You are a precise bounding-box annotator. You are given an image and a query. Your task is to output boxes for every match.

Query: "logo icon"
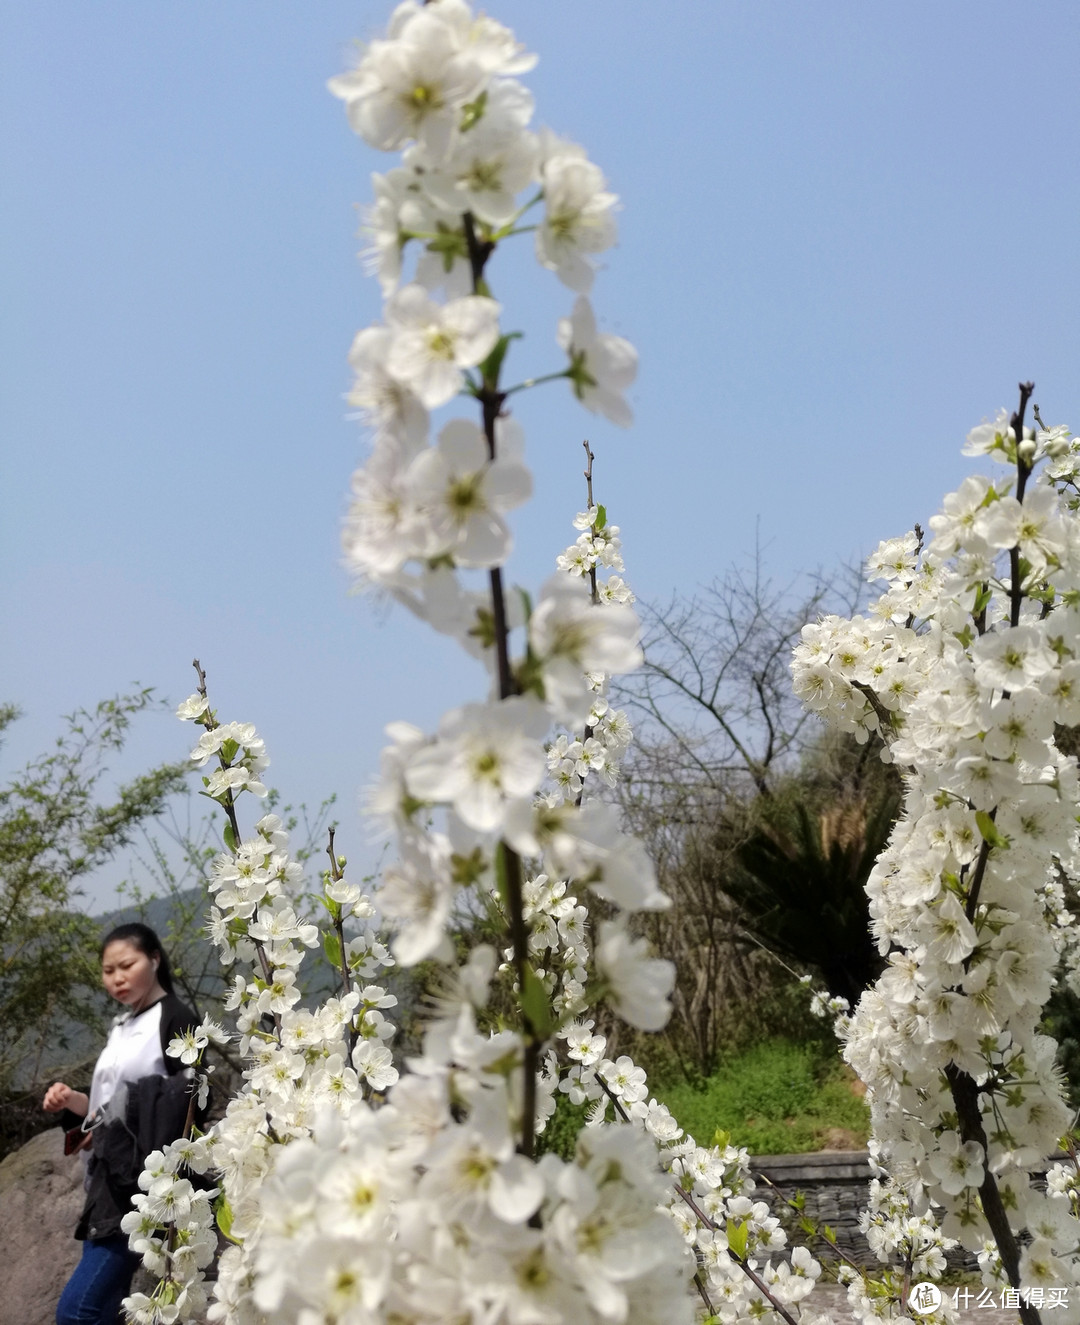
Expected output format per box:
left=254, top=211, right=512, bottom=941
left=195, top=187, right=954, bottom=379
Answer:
left=909, top=1282, right=942, bottom=1316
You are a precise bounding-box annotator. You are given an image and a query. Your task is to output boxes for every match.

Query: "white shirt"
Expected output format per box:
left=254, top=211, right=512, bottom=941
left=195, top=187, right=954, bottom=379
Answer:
left=86, top=999, right=168, bottom=1120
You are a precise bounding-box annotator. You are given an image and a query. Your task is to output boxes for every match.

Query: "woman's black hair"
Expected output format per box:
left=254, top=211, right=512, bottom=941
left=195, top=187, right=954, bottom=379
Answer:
left=100, top=922, right=175, bottom=994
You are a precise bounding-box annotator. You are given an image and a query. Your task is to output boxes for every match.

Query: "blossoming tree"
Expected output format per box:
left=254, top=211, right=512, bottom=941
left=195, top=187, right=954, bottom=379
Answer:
left=794, top=395, right=1080, bottom=1322
left=116, top=4, right=1078, bottom=1324
left=119, top=5, right=835, bottom=1324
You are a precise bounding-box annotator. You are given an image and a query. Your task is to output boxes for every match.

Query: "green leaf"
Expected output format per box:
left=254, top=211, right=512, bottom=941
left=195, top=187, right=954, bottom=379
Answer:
left=476, top=331, right=523, bottom=390
left=975, top=810, right=1009, bottom=851
left=223, top=822, right=236, bottom=852
left=324, top=931, right=343, bottom=971
left=593, top=503, right=607, bottom=530
left=520, top=963, right=553, bottom=1039
left=972, top=584, right=993, bottom=617
left=725, top=1218, right=749, bottom=1260
left=459, top=88, right=488, bottom=132
left=823, top=1223, right=837, bottom=1245
left=215, top=1195, right=243, bottom=1245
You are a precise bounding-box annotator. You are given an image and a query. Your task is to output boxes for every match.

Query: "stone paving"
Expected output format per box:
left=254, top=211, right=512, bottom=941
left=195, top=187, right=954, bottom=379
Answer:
left=809, top=1284, right=1022, bottom=1323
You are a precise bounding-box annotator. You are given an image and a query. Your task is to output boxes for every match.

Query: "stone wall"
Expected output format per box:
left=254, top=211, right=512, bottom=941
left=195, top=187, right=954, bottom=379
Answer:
left=752, top=1149, right=877, bottom=1266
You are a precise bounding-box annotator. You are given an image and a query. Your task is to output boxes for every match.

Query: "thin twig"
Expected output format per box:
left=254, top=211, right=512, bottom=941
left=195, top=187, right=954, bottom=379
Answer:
left=190, top=662, right=277, bottom=1015
left=325, top=829, right=354, bottom=991
left=753, top=1170, right=865, bottom=1276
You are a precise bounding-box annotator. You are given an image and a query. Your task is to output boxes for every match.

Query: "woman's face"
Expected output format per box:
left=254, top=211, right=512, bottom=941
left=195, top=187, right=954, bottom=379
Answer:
left=101, top=939, right=160, bottom=1009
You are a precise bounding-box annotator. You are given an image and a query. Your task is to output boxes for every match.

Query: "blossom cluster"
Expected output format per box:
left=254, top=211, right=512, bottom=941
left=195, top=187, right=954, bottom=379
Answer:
left=146, top=698, right=699, bottom=1323
left=120, top=697, right=401, bottom=1323
left=335, top=0, right=637, bottom=624
left=476, top=493, right=829, bottom=1322
left=125, top=4, right=830, bottom=1322
left=337, top=0, right=673, bottom=1035
left=120, top=1030, right=222, bottom=1325
left=555, top=1017, right=830, bottom=1324
left=793, top=405, right=1080, bottom=1318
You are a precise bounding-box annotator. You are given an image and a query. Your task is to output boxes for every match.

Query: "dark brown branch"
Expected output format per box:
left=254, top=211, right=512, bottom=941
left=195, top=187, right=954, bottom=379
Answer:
left=693, top=1271, right=716, bottom=1315
left=583, top=441, right=599, bottom=606
left=945, top=1064, right=1041, bottom=1325
left=463, top=207, right=540, bottom=1160
left=1009, top=381, right=1035, bottom=629
left=962, top=831, right=994, bottom=923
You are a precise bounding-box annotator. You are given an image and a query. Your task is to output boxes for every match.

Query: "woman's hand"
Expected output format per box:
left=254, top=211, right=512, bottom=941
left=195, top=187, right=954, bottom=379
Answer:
left=42, top=1082, right=89, bottom=1117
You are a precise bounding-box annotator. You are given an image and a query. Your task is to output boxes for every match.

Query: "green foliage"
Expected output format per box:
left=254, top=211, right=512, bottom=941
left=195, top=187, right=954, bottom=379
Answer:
left=1043, top=976, right=1080, bottom=1108
left=0, top=692, right=187, bottom=1091
left=654, top=1039, right=869, bottom=1155
left=536, top=1089, right=590, bottom=1162
left=728, top=789, right=897, bottom=1008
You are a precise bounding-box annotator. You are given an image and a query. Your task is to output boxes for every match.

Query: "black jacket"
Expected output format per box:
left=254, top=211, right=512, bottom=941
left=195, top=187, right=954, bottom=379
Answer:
left=61, top=993, right=200, bottom=1241
left=76, top=1071, right=200, bottom=1239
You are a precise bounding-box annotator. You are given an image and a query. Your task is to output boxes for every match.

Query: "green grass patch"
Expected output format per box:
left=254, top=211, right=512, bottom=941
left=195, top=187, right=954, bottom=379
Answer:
left=654, top=1039, right=869, bottom=1155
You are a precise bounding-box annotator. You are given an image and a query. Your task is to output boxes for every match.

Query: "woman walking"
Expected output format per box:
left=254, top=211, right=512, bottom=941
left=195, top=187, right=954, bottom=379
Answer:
left=43, top=923, right=198, bottom=1325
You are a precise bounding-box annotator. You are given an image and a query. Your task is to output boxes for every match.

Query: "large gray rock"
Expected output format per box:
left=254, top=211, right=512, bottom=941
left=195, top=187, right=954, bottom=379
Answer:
left=0, top=1128, right=84, bottom=1325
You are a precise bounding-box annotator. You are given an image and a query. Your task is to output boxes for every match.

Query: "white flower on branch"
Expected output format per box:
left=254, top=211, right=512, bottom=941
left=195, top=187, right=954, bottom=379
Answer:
left=529, top=573, right=642, bottom=724
left=346, top=323, right=429, bottom=446
left=248, top=903, right=319, bottom=950
left=175, top=691, right=209, bottom=721
left=405, top=695, right=548, bottom=833
left=415, top=0, right=538, bottom=77
left=359, top=164, right=436, bottom=296
left=506, top=796, right=669, bottom=912
left=407, top=416, right=531, bottom=567
left=328, top=7, right=487, bottom=159
left=342, top=445, right=428, bottom=582
left=379, top=834, right=456, bottom=964
left=418, top=1084, right=545, bottom=1224
left=927, top=1130, right=985, bottom=1197
left=536, top=135, right=618, bottom=293
left=424, top=80, right=538, bottom=225
left=557, top=296, right=637, bottom=427
left=384, top=284, right=501, bottom=409
left=352, top=1039, right=399, bottom=1092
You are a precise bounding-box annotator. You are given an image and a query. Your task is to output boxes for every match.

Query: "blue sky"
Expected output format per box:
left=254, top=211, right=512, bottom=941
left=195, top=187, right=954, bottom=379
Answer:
left=3, top=2, right=1079, bottom=908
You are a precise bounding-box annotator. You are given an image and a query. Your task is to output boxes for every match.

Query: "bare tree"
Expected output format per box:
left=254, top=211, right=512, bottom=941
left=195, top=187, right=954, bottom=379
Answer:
left=614, top=555, right=868, bottom=1075
left=619, top=553, right=861, bottom=805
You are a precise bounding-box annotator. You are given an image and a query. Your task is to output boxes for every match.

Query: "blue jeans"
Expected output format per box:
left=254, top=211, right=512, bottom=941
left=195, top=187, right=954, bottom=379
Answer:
left=57, top=1236, right=140, bottom=1325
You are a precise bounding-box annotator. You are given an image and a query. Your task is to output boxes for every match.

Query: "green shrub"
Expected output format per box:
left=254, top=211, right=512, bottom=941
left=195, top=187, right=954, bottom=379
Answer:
left=654, top=1038, right=868, bottom=1155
